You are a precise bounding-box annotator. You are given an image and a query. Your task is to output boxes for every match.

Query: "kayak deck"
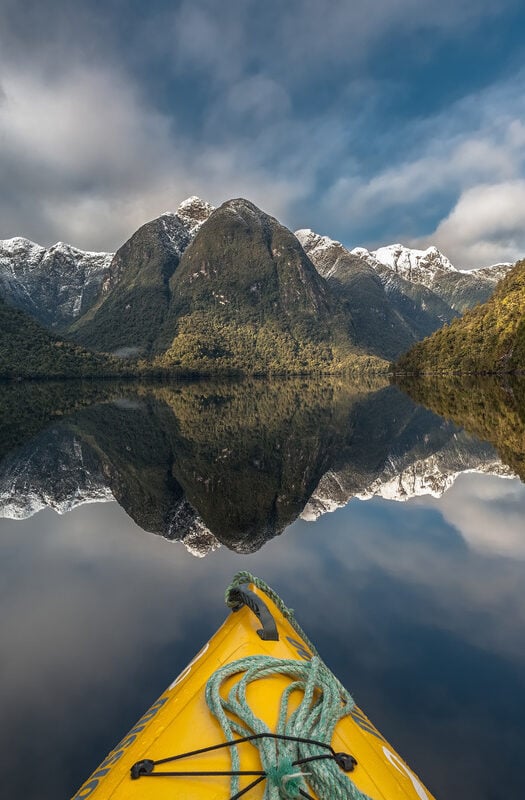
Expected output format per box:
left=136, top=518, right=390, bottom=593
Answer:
left=72, top=578, right=436, bottom=800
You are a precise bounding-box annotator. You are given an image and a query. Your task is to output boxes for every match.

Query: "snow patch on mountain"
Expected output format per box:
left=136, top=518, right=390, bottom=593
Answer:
left=0, top=429, right=114, bottom=520
left=176, top=196, right=215, bottom=235
left=301, top=451, right=513, bottom=522
left=352, top=244, right=457, bottom=289
left=295, top=228, right=347, bottom=279
left=0, top=236, right=113, bottom=327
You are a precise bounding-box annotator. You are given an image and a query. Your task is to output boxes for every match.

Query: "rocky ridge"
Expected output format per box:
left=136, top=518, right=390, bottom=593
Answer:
left=352, top=242, right=513, bottom=312
left=0, top=198, right=516, bottom=370
left=0, top=237, right=113, bottom=329
left=297, top=229, right=457, bottom=360
left=302, top=445, right=513, bottom=521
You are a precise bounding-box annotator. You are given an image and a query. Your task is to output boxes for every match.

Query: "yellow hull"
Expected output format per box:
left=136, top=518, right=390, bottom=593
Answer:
left=73, top=578, right=436, bottom=800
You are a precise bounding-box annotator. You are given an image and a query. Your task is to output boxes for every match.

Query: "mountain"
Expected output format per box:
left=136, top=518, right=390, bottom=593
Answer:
left=354, top=243, right=513, bottom=313
left=396, top=260, right=525, bottom=375
left=0, top=198, right=514, bottom=375
left=297, top=229, right=457, bottom=361
left=353, top=243, right=458, bottom=288
left=153, top=199, right=382, bottom=373
left=0, top=236, right=112, bottom=330
left=0, top=296, right=119, bottom=378
left=69, top=197, right=214, bottom=355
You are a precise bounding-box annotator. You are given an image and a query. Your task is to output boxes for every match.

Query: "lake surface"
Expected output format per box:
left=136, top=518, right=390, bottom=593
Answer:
left=0, top=377, right=524, bottom=800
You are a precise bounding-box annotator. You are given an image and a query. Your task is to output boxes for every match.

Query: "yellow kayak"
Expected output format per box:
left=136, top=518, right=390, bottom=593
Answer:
left=72, top=573, right=436, bottom=800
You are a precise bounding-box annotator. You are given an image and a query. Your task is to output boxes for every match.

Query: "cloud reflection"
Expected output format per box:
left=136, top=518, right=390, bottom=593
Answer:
left=1, top=443, right=524, bottom=799
left=416, top=473, right=525, bottom=559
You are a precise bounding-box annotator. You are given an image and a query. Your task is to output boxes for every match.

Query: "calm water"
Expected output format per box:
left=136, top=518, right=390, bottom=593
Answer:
left=0, top=378, right=524, bottom=800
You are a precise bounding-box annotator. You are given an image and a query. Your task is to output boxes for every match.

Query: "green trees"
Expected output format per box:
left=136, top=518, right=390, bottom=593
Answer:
left=396, top=260, right=525, bottom=375
left=398, top=375, right=525, bottom=480
left=0, top=298, right=119, bottom=379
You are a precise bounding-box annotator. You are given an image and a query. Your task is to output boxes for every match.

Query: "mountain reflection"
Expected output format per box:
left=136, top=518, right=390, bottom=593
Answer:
left=0, top=377, right=519, bottom=553
left=398, top=375, right=525, bottom=481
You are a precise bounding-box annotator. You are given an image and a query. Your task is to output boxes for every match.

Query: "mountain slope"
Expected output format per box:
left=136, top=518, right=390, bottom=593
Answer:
left=0, top=237, right=112, bottom=329
left=397, top=260, right=525, bottom=374
left=355, top=243, right=513, bottom=312
left=69, top=197, right=214, bottom=355
left=0, top=296, right=118, bottom=378
left=297, top=229, right=456, bottom=360
left=69, top=213, right=189, bottom=355
left=154, top=199, right=382, bottom=373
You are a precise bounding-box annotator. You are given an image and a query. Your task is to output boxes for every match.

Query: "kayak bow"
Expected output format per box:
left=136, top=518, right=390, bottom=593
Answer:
left=72, top=572, right=436, bottom=800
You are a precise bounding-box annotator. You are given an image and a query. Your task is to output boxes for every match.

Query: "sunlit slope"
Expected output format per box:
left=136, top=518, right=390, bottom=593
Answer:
left=397, top=260, right=525, bottom=374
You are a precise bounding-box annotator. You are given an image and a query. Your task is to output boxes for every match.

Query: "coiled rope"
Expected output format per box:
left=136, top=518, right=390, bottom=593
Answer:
left=131, top=572, right=372, bottom=800
left=205, top=572, right=372, bottom=799
left=206, top=653, right=371, bottom=799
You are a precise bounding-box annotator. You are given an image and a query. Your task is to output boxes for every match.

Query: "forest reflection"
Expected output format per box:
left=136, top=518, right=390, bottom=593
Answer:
left=1, top=375, right=520, bottom=554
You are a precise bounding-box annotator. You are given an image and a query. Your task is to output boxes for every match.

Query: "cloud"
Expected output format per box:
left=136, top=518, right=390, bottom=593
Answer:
left=416, top=181, right=525, bottom=267
left=321, top=70, right=525, bottom=264
left=0, top=62, right=309, bottom=250
left=418, top=473, right=525, bottom=558
left=167, top=0, right=515, bottom=85
left=0, top=0, right=523, bottom=255
left=225, top=76, right=291, bottom=123
left=338, top=137, right=517, bottom=220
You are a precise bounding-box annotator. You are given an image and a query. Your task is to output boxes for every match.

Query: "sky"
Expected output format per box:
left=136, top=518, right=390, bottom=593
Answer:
left=1, top=0, right=525, bottom=267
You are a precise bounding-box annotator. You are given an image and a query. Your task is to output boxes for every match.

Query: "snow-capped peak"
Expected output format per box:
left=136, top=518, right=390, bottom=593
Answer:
left=352, top=243, right=457, bottom=288
left=0, top=236, right=111, bottom=261
left=0, top=235, right=113, bottom=327
left=296, top=228, right=342, bottom=253
left=0, top=235, right=43, bottom=251
left=176, top=196, right=214, bottom=234
left=0, top=237, right=46, bottom=268
left=295, top=228, right=349, bottom=278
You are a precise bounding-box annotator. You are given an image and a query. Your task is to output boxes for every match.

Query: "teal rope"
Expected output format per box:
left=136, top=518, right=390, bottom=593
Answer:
left=204, top=573, right=372, bottom=800
left=225, top=572, right=349, bottom=699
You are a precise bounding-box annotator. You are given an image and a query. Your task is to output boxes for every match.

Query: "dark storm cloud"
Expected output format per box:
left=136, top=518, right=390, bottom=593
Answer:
left=0, top=0, right=524, bottom=265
